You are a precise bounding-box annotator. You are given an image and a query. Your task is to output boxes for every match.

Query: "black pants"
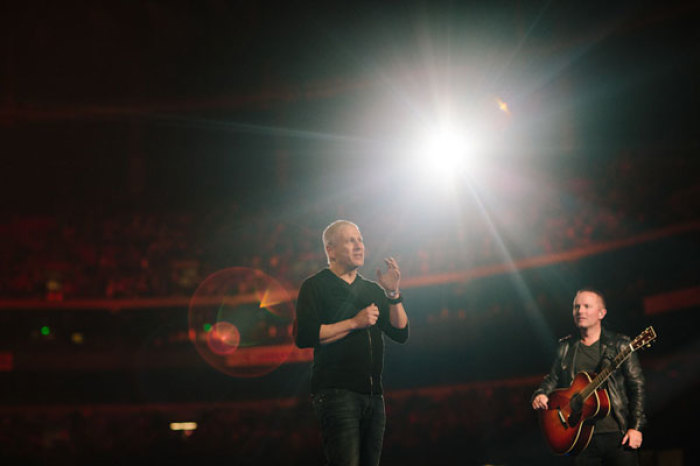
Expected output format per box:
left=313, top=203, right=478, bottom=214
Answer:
left=573, top=432, right=639, bottom=466
left=312, top=389, right=386, bottom=466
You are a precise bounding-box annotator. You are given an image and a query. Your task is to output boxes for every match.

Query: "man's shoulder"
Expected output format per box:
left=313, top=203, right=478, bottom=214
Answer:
left=602, top=328, right=631, bottom=345
left=301, top=268, right=332, bottom=284
left=298, top=268, right=332, bottom=294
left=558, top=334, right=575, bottom=343
left=555, top=335, right=577, bottom=353
left=355, top=273, right=383, bottom=292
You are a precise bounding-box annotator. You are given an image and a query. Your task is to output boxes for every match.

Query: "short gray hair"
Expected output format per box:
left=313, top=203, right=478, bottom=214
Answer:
left=322, top=220, right=359, bottom=265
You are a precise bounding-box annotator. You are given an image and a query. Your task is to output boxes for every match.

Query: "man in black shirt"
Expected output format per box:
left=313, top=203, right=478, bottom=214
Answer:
left=532, top=288, right=646, bottom=465
left=295, top=220, right=409, bottom=466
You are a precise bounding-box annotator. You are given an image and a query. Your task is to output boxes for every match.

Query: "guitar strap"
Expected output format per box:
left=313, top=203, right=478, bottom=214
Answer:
left=599, top=330, right=621, bottom=378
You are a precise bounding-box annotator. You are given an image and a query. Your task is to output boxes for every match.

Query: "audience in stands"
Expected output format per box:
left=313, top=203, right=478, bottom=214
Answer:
left=1, top=154, right=696, bottom=301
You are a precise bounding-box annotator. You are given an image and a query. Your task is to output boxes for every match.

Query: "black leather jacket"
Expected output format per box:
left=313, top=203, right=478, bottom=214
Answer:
left=532, top=328, right=646, bottom=432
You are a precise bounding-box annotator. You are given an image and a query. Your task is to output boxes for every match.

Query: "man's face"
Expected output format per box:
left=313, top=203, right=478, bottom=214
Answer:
left=328, top=224, right=365, bottom=270
left=572, top=291, right=606, bottom=330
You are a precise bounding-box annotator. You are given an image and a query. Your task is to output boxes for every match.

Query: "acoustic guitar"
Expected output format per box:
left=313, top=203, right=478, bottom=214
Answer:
left=538, top=326, right=657, bottom=456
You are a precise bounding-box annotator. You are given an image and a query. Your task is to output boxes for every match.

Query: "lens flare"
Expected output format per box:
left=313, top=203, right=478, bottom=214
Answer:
left=496, top=97, right=511, bottom=116
left=206, top=321, right=240, bottom=355
left=188, top=267, right=295, bottom=377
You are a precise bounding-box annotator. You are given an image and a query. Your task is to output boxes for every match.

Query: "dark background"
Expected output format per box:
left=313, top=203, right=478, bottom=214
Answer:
left=1, top=1, right=699, bottom=465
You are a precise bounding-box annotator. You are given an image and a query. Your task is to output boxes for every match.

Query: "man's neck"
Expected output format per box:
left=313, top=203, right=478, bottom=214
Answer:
left=579, top=326, right=602, bottom=346
left=329, top=264, right=358, bottom=284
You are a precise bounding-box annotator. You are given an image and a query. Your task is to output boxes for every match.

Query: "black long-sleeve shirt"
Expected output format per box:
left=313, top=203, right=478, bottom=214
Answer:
left=295, top=268, right=409, bottom=394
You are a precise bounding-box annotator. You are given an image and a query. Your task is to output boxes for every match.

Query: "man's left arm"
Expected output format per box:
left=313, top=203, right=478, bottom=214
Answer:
left=380, top=300, right=408, bottom=343
left=388, top=301, right=408, bottom=330
left=376, top=257, right=408, bottom=342
left=622, top=347, right=646, bottom=448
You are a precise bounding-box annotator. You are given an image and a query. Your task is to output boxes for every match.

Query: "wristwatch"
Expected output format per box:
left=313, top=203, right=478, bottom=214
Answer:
left=385, top=289, right=402, bottom=304
left=385, top=289, right=399, bottom=299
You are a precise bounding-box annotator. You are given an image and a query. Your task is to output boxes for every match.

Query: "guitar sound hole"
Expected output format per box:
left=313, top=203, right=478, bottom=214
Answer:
left=570, top=393, right=583, bottom=413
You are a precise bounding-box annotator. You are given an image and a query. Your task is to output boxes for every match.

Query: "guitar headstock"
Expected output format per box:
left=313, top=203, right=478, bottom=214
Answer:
left=631, top=326, right=657, bottom=351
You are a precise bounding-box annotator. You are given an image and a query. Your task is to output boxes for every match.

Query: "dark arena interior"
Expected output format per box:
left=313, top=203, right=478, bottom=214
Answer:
left=1, top=1, right=698, bottom=465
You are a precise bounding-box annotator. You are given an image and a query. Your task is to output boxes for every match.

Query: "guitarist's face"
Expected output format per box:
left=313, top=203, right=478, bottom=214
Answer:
left=572, top=291, right=606, bottom=330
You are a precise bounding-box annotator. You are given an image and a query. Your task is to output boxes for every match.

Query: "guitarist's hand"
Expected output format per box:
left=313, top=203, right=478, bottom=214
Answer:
left=532, top=394, right=549, bottom=410
left=622, top=429, right=642, bottom=449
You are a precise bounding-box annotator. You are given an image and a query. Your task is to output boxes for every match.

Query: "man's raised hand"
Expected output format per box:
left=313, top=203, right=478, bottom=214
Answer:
left=377, top=257, right=401, bottom=293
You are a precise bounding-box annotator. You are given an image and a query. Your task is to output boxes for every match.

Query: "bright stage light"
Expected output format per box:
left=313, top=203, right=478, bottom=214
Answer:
left=399, top=95, right=514, bottom=191
left=413, top=121, right=478, bottom=185
left=422, top=126, right=469, bottom=175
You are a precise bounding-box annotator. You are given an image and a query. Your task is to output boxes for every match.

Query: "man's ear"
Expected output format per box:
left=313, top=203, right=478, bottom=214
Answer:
left=599, top=308, right=607, bottom=319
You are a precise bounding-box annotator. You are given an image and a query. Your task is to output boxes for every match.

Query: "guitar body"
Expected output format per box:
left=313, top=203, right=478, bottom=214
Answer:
left=538, top=371, right=611, bottom=455
left=537, top=327, right=656, bottom=456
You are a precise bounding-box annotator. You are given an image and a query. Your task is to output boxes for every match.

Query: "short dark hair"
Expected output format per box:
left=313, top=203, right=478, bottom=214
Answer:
left=576, top=287, right=607, bottom=308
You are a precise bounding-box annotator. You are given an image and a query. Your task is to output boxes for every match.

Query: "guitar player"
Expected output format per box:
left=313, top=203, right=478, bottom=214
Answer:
left=531, top=288, right=646, bottom=465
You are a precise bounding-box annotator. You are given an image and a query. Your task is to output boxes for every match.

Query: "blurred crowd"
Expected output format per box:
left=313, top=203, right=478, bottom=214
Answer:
left=0, top=379, right=577, bottom=466
left=1, top=152, right=697, bottom=301
left=1, top=355, right=695, bottom=466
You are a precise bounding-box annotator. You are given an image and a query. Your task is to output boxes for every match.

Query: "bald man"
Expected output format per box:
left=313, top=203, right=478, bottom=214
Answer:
left=532, top=288, right=646, bottom=465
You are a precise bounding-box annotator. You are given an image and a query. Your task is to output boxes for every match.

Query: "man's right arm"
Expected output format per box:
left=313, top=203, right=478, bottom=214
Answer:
left=295, top=280, right=321, bottom=348
left=319, top=304, right=379, bottom=345
left=531, top=343, right=566, bottom=410
left=295, top=279, right=379, bottom=348
left=319, top=320, right=358, bottom=345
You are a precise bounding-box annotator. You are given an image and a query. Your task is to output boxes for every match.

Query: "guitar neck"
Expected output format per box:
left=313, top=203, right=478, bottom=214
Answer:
left=579, top=344, right=633, bottom=400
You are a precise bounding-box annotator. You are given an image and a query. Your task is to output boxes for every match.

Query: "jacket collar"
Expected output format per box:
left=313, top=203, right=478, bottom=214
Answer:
left=599, top=326, right=615, bottom=348
left=571, top=326, right=612, bottom=346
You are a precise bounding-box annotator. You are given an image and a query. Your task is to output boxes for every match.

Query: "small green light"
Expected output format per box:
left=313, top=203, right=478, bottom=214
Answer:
left=203, top=323, right=212, bottom=332
left=41, top=326, right=51, bottom=336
